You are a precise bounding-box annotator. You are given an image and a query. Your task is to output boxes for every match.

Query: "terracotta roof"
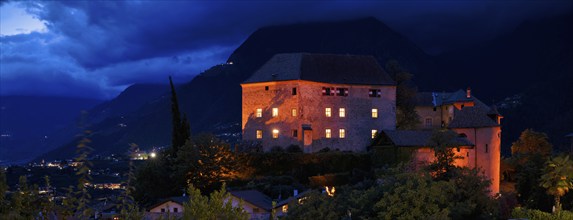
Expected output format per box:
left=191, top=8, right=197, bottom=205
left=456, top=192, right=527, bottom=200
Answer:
left=380, top=130, right=474, bottom=147
left=243, top=53, right=395, bottom=85
left=448, top=107, right=500, bottom=128
left=275, top=190, right=312, bottom=207
left=486, top=105, right=503, bottom=117
left=229, top=190, right=273, bottom=211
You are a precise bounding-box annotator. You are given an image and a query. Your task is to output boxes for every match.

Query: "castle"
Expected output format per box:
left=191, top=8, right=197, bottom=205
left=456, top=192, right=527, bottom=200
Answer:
left=241, top=53, right=501, bottom=194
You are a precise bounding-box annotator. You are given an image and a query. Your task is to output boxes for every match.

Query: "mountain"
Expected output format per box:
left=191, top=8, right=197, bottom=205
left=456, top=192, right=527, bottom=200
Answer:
left=0, top=96, right=102, bottom=165
left=436, top=12, right=573, bottom=155
left=38, top=17, right=438, bottom=160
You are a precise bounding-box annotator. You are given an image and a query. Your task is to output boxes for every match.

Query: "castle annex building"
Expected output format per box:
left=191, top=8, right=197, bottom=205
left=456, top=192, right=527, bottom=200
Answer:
left=241, top=53, right=396, bottom=152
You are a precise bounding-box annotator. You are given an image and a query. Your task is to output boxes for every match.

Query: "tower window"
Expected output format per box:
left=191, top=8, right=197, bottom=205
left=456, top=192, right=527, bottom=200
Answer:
left=339, top=108, right=346, bottom=118
left=292, top=129, right=298, bottom=138
left=371, top=130, right=378, bottom=139
left=372, top=109, right=378, bottom=118
left=256, top=130, right=262, bottom=139
left=265, top=86, right=269, bottom=91
left=272, top=108, right=278, bottom=117
left=485, top=144, right=489, bottom=153
left=256, top=109, right=262, bottom=118
left=325, top=108, right=332, bottom=117
left=322, top=87, right=334, bottom=96
left=291, top=108, right=297, bottom=117
left=272, top=129, right=279, bottom=139
left=325, top=129, right=332, bottom=138
left=337, top=88, right=348, bottom=96
left=339, top=129, right=346, bottom=138
left=292, top=88, right=297, bottom=95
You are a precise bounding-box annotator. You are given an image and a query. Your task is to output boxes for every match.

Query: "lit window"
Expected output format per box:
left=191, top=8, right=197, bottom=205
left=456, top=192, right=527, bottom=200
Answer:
left=256, top=109, right=262, bottom=117
left=339, top=129, right=345, bottom=138
left=325, top=129, right=331, bottom=138
left=371, top=129, right=378, bottom=139
left=372, top=109, right=378, bottom=118
left=291, top=108, right=297, bottom=117
left=325, top=108, right=332, bottom=117
left=292, top=129, right=298, bottom=137
left=339, top=108, right=345, bottom=117
left=272, top=129, right=279, bottom=139
left=256, top=130, right=262, bottom=139
left=282, top=205, right=288, bottom=213
left=272, top=108, right=278, bottom=117
left=425, top=118, right=432, bottom=128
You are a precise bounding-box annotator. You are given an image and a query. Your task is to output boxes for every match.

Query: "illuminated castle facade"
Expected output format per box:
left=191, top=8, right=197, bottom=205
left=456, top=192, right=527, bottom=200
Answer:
left=241, top=53, right=396, bottom=152
left=241, top=53, right=501, bottom=194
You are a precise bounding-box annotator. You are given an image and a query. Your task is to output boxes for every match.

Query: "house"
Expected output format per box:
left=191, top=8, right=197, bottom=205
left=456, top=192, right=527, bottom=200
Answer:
left=229, top=190, right=273, bottom=220
left=146, top=196, right=187, bottom=219
left=273, top=189, right=312, bottom=217
left=241, top=53, right=396, bottom=152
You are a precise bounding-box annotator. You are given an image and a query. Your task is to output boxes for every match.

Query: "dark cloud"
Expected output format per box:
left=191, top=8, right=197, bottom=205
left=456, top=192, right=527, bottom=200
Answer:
left=1, top=0, right=571, bottom=99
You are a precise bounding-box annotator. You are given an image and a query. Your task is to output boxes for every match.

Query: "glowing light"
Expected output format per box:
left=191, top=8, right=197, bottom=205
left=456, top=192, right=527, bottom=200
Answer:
left=150, top=152, right=156, bottom=158
left=272, top=129, right=279, bottom=138
left=325, top=186, right=335, bottom=197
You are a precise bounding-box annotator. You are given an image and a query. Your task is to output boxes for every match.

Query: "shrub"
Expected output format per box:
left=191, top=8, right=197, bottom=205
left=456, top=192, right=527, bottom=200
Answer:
left=286, top=145, right=303, bottom=153
left=270, top=146, right=284, bottom=153
left=511, top=207, right=573, bottom=220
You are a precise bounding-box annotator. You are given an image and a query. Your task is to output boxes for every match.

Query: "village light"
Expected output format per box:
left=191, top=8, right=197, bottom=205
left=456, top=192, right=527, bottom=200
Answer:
left=150, top=152, right=156, bottom=158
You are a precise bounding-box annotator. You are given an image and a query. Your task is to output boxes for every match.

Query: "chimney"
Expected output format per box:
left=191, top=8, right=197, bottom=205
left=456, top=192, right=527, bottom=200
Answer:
left=293, top=189, right=298, bottom=196
left=466, top=87, right=471, bottom=98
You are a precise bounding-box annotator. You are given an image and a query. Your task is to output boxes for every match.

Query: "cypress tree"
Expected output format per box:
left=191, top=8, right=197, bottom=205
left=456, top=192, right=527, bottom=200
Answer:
left=169, top=76, right=191, bottom=158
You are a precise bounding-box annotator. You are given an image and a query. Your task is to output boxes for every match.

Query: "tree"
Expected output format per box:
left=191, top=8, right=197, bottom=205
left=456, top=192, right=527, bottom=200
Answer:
left=540, top=155, right=573, bottom=213
left=0, top=169, right=8, bottom=215
left=511, top=129, right=553, bottom=157
left=427, top=129, right=463, bottom=180
left=176, top=134, right=239, bottom=192
left=385, top=60, right=419, bottom=129
left=117, top=144, right=145, bottom=219
left=184, top=183, right=249, bottom=220
left=169, top=76, right=191, bottom=158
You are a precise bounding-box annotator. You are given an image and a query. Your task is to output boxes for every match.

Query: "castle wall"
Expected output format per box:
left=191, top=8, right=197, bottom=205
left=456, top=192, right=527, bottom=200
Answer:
left=242, top=80, right=396, bottom=152
left=452, top=126, right=501, bottom=195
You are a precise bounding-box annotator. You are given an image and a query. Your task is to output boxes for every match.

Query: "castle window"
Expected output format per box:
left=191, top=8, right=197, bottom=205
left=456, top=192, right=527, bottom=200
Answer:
left=369, top=89, right=381, bottom=97
left=371, top=130, right=378, bottom=139
left=325, top=129, right=332, bottom=138
left=272, top=108, right=278, bottom=117
left=322, top=87, right=334, bottom=96
left=339, top=108, right=346, bottom=118
left=337, top=88, right=348, bottom=96
left=339, top=129, right=346, bottom=138
left=292, top=88, right=297, bottom=95
left=325, top=108, right=332, bottom=117
left=265, top=86, right=269, bottom=91
left=256, top=109, right=262, bottom=118
left=425, top=118, right=433, bottom=128
left=256, top=130, right=262, bottom=139
left=291, top=108, right=297, bottom=117
left=372, top=109, right=378, bottom=118
left=292, top=129, right=298, bottom=138
left=433, top=107, right=437, bottom=111
left=485, top=144, right=488, bottom=153
left=272, top=129, right=279, bottom=139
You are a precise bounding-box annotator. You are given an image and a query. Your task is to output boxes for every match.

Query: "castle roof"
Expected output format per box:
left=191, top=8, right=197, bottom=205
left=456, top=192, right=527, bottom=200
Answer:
left=243, top=53, right=395, bottom=85
left=380, top=130, right=474, bottom=147
left=448, top=106, right=500, bottom=128
left=416, top=90, right=478, bottom=107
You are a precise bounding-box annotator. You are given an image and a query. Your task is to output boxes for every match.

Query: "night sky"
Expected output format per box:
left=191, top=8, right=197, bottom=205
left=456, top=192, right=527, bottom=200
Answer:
left=1, top=1, right=572, bottom=100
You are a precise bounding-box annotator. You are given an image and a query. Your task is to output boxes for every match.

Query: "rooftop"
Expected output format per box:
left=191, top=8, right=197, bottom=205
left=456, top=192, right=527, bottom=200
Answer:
left=379, top=130, right=474, bottom=147
left=243, top=53, right=395, bottom=85
left=229, top=190, right=273, bottom=211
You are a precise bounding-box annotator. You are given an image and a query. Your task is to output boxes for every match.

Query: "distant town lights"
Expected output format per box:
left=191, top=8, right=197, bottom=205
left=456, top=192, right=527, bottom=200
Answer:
left=150, top=152, right=157, bottom=158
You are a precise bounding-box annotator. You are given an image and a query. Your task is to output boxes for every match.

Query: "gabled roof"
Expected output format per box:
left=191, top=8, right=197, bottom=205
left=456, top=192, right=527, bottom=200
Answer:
left=380, top=130, right=474, bottom=147
left=448, top=107, right=500, bottom=128
left=229, top=190, right=273, bottom=211
left=148, top=196, right=188, bottom=210
left=243, top=53, right=395, bottom=85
